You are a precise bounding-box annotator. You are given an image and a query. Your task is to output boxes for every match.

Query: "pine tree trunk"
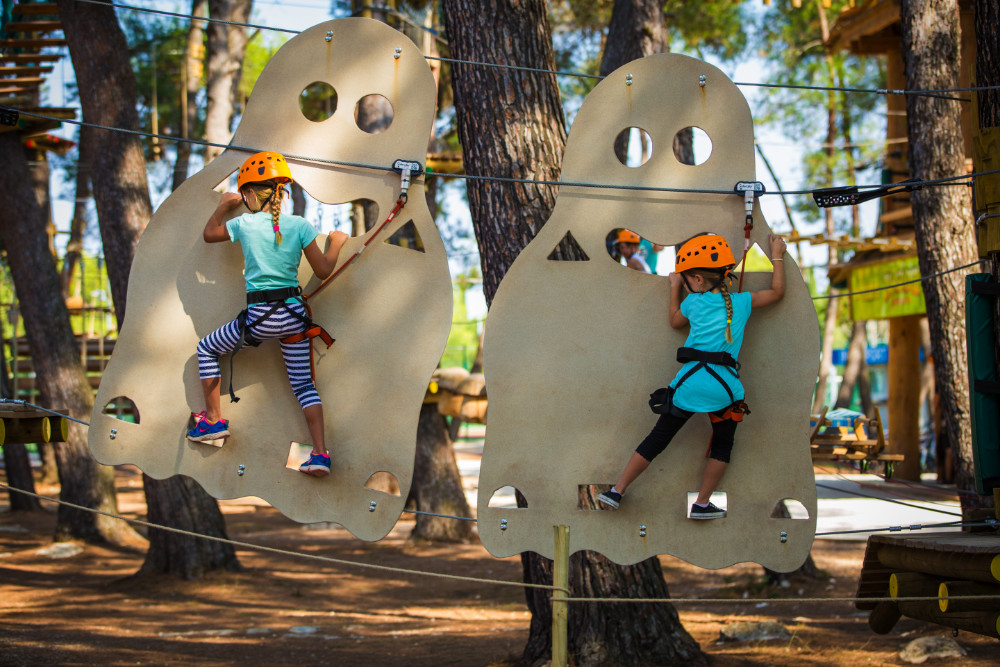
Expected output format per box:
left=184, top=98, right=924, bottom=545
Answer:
left=203, top=0, right=252, bottom=164
left=408, top=404, right=475, bottom=543
left=139, top=474, right=242, bottom=579
left=834, top=321, right=872, bottom=414
left=899, top=0, right=978, bottom=502
left=58, top=0, right=239, bottom=572
left=172, top=0, right=207, bottom=191
left=0, top=133, right=133, bottom=545
left=442, top=2, right=704, bottom=663
left=59, top=126, right=91, bottom=297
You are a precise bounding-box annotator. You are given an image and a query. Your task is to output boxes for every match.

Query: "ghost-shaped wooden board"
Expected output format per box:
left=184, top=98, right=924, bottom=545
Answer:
left=477, top=54, right=819, bottom=571
left=88, top=18, right=452, bottom=541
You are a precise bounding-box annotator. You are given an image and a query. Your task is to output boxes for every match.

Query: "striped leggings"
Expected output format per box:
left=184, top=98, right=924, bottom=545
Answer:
left=196, top=301, right=321, bottom=408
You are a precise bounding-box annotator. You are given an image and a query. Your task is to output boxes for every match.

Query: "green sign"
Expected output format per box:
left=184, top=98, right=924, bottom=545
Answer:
left=850, top=255, right=926, bottom=320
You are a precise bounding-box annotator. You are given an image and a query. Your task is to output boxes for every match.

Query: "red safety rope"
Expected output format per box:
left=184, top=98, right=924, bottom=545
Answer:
left=303, top=194, right=407, bottom=301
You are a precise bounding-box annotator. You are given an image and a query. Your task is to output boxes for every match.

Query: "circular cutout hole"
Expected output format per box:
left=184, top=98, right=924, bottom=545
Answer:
left=354, top=94, right=394, bottom=134
left=299, top=82, right=338, bottom=122
left=673, top=126, right=712, bottom=166
left=613, top=127, right=652, bottom=168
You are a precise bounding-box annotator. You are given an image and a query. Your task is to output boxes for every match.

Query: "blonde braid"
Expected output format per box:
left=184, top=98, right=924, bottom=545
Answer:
left=271, top=186, right=283, bottom=245
left=719, top=278, right=734, bottom=344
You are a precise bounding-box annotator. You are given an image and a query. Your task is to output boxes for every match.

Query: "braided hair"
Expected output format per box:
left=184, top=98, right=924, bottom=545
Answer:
left=241, top=181, right=286, bottom=244
left=684, top=267, right=735, bottom=344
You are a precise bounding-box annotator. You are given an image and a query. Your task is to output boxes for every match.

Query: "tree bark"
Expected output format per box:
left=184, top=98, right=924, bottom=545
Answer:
left=442, top=1, right=705, bottom=663
left=203, top=0, right=251, bottom=164
left=139, top=474, right=242, bottom=578
left=58, top=0, right=239, bottom=573
left=0, top=133, right=131, bottom=544
left=59, top=126, right=92, bottom=298
left=899, top=0, right=978, bottom=501
left=835, top=320, right=873, bottom=415
left=407, top=404, right=475, bottom=543
left=172, top=0, right=207, bottom=191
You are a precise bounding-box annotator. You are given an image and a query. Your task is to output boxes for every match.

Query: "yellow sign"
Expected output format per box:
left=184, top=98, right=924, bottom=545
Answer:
left=850, top=255, right=926, bottom=320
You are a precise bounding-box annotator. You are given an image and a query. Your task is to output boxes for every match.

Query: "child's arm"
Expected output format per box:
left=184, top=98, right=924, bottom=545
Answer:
left=668, top=272, right=689, bottom=329
left=303, top=231, right=350, bottom=279
left=203, top=192, right=243, bottom=243
left=750, top=233, right=787, bottom=309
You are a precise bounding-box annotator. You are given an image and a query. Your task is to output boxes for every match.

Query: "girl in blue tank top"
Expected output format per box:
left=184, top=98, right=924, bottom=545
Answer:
left=599, top=232, right=787, bottom=519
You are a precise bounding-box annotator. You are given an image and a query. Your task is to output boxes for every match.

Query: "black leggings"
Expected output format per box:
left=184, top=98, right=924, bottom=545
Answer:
left=635, top=410, right=738, bottom=463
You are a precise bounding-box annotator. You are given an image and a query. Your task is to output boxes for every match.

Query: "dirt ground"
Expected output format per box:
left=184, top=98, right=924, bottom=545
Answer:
left=1, top=466, right=997, bottom=667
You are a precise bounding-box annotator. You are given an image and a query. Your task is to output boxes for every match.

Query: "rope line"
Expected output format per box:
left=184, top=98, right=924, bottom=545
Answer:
left=0, top=482, right=563, bottom=593
left=811, top=260, right=985, bottom=301
left=67, top=0, right=1000, bottom=99
left=4, top=105, right=998, bottom=200
left=562, top=593, right=1000, bottom=605
left=3, top=482, right=999, bottom=607
left=0, top=401, right=990, bottom=535
left=815, top=482, right=963, bottom=518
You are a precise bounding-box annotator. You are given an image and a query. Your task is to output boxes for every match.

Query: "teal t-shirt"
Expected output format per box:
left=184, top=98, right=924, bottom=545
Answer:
left=669, top=290, right=752, bottom=412
left=226, top=212, right=319, bottom=292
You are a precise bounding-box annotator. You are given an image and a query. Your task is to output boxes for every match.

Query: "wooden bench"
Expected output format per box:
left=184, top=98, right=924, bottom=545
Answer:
left=810, top=406, right=904, bottom=477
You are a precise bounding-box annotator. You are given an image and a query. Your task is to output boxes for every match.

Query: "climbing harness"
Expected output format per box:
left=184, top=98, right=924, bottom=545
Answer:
left=226, top=158, right=422, bottom=402
left=648, top=347, right=750, bottom=422
left=227, top=286, right=335, bottom=403
left=733, top=181, right=765, bottom=292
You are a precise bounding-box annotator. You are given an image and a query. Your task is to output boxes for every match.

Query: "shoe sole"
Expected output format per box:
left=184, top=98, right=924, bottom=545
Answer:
left=597, top=494, right=620, bottom=509
left=300, top=467, right=330, bottom=477
left=187, top=432, right=230, bottom=445
left=690, top=512, right=726, bottom=520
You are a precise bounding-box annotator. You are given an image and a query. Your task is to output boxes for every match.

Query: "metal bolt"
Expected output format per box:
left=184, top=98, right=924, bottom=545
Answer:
left=368, top=500, right=377, bottom=512
left=625, top=73, right=633, bottom=86
left=698, top=74, right=707, bottom=87
left=109, top=428, right=117, bottom=440
left=639, top=524, right=646, bottom=537
left=780, top=531, right=788, bottom=543
left=500, top=518, right=508, bottom=531
left=237, top=464, right=245, bottom=477
left=393, top=47, right=402, bottom=60
left=325, top=31, right=333, bottom=42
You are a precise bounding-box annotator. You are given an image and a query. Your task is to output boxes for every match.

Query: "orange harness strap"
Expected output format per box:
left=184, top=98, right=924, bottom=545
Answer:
left=709, top=400, right=751, bottom=424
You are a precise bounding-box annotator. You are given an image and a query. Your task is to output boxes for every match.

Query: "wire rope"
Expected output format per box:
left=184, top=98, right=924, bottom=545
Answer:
left=69, top=0, right=1000, bottom=99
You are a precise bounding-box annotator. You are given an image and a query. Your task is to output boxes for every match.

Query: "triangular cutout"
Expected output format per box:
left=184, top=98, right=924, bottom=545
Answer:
left=733, top=242, right=773, bottom=272
left=384, top=219, right=425, bottom=252
left=547, top=230, right=589, bottom=261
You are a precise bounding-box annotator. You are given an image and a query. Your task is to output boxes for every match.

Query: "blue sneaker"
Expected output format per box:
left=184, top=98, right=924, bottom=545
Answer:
left=187, top=412, right=230, bottom=444
left=299, top=451, right=331, bottom=476
left=598, top=490, right=621, bottom=509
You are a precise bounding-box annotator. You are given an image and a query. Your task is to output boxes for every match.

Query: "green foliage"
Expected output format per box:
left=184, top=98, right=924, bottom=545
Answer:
left=752, top=1, right=886, bottom=239
left=121, top=14, right=193, bottom=163
left=242, top=32, right=288, bottom=99
left=441, top=279, right=483, bottom=370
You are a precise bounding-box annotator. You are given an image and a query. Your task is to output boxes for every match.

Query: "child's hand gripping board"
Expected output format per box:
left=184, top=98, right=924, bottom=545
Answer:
left=478, top=54, right=819, bottom=571
left=88, top=18, right=452, bottom=541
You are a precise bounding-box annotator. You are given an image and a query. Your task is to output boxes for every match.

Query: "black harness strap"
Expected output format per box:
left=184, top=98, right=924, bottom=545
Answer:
left=227, top=290, right=331, bottom=403
left=672, top=347, right=741, bottom=409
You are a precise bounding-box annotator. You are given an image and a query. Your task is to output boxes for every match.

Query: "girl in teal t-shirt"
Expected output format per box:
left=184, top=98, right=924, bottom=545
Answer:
left=187, top=152, right=348, bottom=477
left=599, top=232, right=787, bottom=518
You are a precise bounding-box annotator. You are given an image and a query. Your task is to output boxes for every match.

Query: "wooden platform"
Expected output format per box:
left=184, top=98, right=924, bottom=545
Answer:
left=810, top=406, right=904, bottom=475
left=856, top=531, right=1000, bottom=639
left=0, top=402, right=69, bottom=445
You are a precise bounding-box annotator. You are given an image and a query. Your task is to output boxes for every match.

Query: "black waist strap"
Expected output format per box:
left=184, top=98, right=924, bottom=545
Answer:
left=677, top=347, right=739, bottom=370
left=247, top=286, right=302, bottom=305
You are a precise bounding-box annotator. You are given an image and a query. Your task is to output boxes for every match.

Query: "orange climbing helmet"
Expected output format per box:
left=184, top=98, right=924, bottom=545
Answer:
left=675, top=233, right=736, bottom=273
left=237, top=151, right=293, bottom=189
left=616, top=229, right=641, bottom=245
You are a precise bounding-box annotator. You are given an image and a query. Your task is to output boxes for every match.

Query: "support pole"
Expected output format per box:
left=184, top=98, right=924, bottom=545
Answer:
left=552, top=524, right=569, bottom=667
